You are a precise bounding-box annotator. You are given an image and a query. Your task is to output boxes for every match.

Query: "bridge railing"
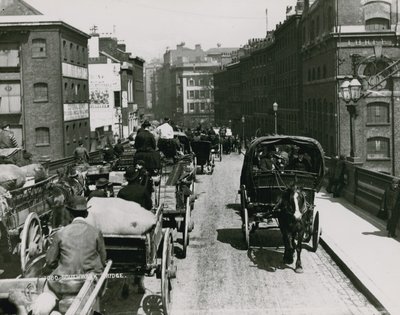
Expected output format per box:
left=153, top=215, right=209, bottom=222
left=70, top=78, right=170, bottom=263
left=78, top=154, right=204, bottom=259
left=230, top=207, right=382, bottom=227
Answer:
left=47, top=151, right=102, bottom=173
left=325, top=157, right=394, bottom=217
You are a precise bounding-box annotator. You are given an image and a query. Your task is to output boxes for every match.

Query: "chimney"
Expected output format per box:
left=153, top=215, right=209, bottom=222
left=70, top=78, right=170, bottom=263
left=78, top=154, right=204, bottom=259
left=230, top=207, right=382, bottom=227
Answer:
left=195, top=44, right=201, bottom=50
left=88, top=35, right=99, bottom=58
left=265, top=8, right=268, bottom=34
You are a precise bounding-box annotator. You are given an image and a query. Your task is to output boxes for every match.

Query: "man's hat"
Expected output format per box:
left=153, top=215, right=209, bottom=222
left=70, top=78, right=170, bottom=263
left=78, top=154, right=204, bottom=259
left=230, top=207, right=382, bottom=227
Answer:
left=65, top=196, right=90, bottom=211
left=1, top=122, right=10, bottom=129
left=124, top=166, right=140, bottom=181
left=69, top=168, right=79, bottom=178
left=163, top=117, right=170, bottom=122
left=142, top=120, right=151, bottom=128
left=298, top=148, right=306, bottom=155
left=95, top=177, right=109, bottom=188
left=78, top=139, right=83, bottom=145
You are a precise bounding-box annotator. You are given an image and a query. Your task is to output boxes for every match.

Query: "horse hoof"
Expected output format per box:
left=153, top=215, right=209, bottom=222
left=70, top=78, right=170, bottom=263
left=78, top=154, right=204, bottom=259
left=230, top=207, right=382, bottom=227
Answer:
left=295, top=267, right=304, bottom=274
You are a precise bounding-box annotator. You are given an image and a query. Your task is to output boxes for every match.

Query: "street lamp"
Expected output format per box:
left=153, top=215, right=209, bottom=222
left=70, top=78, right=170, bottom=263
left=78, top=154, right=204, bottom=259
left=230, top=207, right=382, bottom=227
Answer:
left=340, top=77, right=362, bottom=158
left=273, top=102, right=278, bottom=134
left=241, top=115, right=245, bottom=149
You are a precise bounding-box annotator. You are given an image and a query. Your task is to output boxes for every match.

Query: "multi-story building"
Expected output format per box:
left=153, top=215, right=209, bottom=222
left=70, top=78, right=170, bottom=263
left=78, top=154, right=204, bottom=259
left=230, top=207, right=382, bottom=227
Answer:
left=0, top=1, right=90, bottom=160
left=88, top=33, right=145, bottom=142
left=156, top=43, right=237, bottom=127
left=302, top=0, right=400, bottom=174
left=144, top=61, right=162, bottom=120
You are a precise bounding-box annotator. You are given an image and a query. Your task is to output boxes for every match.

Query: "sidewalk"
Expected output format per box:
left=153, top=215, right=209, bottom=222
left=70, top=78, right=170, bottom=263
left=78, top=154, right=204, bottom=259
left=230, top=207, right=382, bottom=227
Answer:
left=316, top=191, right=400, bottom=315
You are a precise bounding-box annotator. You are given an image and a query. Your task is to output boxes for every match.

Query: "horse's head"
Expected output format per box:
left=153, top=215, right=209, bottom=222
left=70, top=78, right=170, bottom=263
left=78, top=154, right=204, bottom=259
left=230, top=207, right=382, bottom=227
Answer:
left=283, top=184, right=307, bottom=221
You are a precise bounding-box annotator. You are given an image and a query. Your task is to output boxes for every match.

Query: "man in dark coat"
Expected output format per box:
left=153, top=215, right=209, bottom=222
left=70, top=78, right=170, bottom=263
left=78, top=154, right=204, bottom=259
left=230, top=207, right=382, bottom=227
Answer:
left=134, top=120, right=160, bottom=174
left=134, top=120, right=156, bottom=152
left=117, top=167, right=153, bottom=210
left=88, top=178, right=110, bottom=200
left=288, top=149, right=312, bottom=172
left=113, top=139, right=125, bottom=158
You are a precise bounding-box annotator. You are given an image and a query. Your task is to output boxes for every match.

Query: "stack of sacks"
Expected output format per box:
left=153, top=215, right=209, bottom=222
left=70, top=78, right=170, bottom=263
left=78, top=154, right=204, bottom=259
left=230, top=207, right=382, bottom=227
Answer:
left=87, top=197, right=156, bottom=235
left=0, top=164, right=26, bottom=190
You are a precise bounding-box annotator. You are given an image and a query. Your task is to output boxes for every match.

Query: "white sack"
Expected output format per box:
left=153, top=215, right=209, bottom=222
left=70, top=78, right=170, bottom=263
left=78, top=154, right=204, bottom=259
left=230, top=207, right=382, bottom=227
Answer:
left=0, top=164, right=26, bottom=190
left=87, top=197, right=156, bottom=235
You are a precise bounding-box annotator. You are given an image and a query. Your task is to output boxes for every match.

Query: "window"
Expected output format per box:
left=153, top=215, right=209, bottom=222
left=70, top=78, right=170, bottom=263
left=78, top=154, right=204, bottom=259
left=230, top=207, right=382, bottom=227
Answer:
left=367, top=137, right=389, bottom=159
left=188, top=90, right=194, bottom=99
left=200, top=90, right=205, bottom=98
left=367, top=103, right=389, bottom=124
left=366, top=18, right=389, bottom=31
left=32, top=39, right=46, bottom=58
left=0, top=83, right=21, bottom=113
left=200, top=102, right=205, bottom=111
left=35, top=127, right=50, bottom=146
left=188, top=78, right=194, bottom=86
left=0, top=43, right=19, bottom=67
left=63, top=41, right=67, bottom=61
left=189, top=103, right=194, bottom=111
left=34, top=83, right=48, bottom=102
left=70, top=43, right=74, bottom=62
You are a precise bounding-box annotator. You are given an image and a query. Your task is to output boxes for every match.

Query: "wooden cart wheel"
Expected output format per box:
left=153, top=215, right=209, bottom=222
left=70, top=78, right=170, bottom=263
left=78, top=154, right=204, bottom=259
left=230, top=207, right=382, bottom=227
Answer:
left=182, top=197, right=191, bottom=258
left=20, top=212, right=43, bottom=274
left=243, top=207, right=250, bottom=249
left=240, top=185, right=247, bottom=214
left=161, top=228, right=175, bottom=315
left=311, top=212, right=321, bottom=252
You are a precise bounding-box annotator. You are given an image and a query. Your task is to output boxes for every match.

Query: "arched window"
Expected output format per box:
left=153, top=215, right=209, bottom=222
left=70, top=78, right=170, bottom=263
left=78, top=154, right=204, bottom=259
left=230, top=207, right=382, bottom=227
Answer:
left=366, top=18, right=389, bottom=31
left=34, top=83, right=48, bottom=102
left=367, top=102, right=389, bottom=124
left=32, top=39, right=46, bottom=58
left=367, top=137, right=389, bottom=159
left=35, top=127, right=50, bottom=145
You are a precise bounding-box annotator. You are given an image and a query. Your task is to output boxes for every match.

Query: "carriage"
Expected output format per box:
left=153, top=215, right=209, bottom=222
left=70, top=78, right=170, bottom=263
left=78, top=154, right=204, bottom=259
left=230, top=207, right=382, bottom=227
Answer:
left=191, top=141, right=215, bottom=174
left=239, top=135, right=324, bottom=251
left=101, top=203, right=176, bottom=315
left=159, top=132, right=196, bottom=258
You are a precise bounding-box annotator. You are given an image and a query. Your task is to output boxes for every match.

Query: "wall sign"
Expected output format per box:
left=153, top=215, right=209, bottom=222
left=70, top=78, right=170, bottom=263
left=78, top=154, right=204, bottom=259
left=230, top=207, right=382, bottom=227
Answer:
left=64, top=103, right=89, bottom=121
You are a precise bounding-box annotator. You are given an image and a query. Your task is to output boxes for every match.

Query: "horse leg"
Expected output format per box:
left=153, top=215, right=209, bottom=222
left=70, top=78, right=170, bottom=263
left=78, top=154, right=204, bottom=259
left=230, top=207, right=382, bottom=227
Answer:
left=295, top=232, right=304, bottom=273
left=281, top=230, right=294, bottom=264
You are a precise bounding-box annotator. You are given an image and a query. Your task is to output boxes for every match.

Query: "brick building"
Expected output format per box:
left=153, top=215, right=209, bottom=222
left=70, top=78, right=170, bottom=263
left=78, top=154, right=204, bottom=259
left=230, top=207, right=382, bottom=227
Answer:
left=88, top=33, right=145, bottom=142
left=0, top=4, right=90, bottom=160
left=156, top=43, right=237, bottom=128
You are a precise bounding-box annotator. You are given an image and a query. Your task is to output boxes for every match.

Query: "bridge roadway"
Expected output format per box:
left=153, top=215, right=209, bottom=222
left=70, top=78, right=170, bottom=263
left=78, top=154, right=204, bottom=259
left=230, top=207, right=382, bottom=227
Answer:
left=101, top=153, right=388, bottom=315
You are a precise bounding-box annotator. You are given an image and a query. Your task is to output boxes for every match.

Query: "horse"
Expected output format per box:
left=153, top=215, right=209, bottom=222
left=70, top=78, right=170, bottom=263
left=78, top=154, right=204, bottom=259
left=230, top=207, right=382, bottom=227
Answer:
left=274, top=184, right=309, bottom=273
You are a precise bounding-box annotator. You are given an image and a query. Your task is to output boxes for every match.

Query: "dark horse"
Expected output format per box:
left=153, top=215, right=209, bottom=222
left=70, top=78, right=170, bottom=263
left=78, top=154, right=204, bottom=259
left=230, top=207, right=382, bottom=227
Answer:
left=274, top=184, right=309, bottom=273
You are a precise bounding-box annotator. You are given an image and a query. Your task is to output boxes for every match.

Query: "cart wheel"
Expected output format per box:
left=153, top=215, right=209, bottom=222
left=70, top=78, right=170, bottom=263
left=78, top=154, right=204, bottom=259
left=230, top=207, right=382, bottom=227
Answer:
left=311, top=212, right=321, bottom=252
left=240, top=185, right=247, bottom=213
left=243, top=207, right=250, bottom=249
left=161, top=228, right=175, bottom=315
left=193, top=156, right=197, bottom=181
left=182, top=197, right=191, bottom=258
left=20, top=212, right=43, bottom=274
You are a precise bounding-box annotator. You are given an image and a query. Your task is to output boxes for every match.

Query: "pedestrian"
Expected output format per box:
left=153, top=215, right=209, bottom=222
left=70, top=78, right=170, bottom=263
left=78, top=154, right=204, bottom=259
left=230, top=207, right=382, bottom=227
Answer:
left=331, top=154, right=346, bottom=197
left=73, top=140, right=89, bottom=164
left=381, top=178, right=400, bottom=237
left=326, top=155, right=338, bottom=193
left=113, top=139, right=125, bottom=158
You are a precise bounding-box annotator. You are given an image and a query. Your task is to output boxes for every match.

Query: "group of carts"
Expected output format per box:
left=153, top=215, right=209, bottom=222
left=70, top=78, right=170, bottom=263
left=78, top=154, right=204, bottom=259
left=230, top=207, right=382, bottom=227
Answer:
left=0, top=132, right=324, bottom=315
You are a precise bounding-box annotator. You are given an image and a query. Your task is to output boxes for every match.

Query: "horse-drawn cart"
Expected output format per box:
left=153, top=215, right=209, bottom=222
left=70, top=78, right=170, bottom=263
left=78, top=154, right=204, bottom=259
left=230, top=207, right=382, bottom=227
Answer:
left=101, top=204, right=176, bottom=315
left=159, top=135, right=196, bottom=258
left=191, top=141, right=214, bottom=174
left=239, top=136, right=324, bottom=266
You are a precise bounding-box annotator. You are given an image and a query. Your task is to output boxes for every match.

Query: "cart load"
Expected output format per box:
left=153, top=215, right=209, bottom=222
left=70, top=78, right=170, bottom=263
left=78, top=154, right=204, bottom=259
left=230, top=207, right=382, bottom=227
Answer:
left=0, top=164, right=26, bottom=190
left=86, top=197, right=156, bottom=235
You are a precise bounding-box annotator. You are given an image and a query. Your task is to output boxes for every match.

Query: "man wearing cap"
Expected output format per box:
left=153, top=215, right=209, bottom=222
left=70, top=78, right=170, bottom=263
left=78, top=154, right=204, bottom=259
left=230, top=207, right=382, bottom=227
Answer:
left=88, top=178, right=110, bottom=200
left=113, top=138, right=125, bottom=158
left=73, top=140, right=89, bottom=164
left=0, top=123, right=18, bottom=149
left=46, top=196, right=106, bottom=276
left=117, top=167, right=153, bottom=210
left=134, top=120, right=161, bottom=174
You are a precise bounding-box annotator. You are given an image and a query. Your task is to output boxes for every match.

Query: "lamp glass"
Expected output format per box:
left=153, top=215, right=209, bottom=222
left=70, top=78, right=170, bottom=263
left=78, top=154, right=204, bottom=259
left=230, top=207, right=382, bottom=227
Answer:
left=241, top=116, right=245, bottom=123
left=340, top=80, right=351, bottom=102
left=349, top=78, right=362, bottom=101
left=273, top=102, right=278, bottom=112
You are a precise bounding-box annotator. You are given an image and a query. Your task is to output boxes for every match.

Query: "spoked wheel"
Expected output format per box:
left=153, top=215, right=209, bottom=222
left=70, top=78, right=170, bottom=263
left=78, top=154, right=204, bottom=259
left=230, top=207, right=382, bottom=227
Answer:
left=161, top=228, right=175, bottom=315
left=20, top=212, right=43, bottom=274
left=311, top=212, right=321, bottom=252
left=182, top=197, right=191, bottom=258
left=243, top=207, right=250, bottom=249
left=240, top=185, right=247, bottom=214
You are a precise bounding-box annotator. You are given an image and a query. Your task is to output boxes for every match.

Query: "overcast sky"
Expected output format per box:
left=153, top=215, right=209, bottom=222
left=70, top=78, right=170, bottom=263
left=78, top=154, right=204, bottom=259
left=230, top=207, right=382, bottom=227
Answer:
left=29, top=0, right=296, bottom=62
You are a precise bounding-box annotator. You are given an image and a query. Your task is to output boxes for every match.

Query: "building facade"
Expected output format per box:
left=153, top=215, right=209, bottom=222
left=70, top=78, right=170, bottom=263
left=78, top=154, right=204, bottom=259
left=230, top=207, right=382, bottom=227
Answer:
left=0, top=13, right=90, bottom=160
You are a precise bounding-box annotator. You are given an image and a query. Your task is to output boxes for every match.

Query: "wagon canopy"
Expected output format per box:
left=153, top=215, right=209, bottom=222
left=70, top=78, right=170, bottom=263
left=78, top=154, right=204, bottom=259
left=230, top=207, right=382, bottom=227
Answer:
left=240, top=135, right=325, bottom=190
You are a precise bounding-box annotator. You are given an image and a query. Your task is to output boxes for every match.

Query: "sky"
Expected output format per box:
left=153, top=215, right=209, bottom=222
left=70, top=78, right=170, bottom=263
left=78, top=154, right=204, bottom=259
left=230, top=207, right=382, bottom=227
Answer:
left=29, top=0, right=297, bottom=62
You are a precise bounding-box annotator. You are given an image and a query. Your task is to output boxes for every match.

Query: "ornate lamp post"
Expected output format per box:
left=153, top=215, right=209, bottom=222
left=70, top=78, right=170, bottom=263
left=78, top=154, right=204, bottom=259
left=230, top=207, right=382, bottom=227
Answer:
left=273, top=102, right=278, bottom=134
left=340, top=78, right=362, bottom=159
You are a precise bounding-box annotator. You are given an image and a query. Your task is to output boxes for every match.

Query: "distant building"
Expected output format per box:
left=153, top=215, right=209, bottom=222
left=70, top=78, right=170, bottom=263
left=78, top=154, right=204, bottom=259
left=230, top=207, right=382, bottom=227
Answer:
left=144, top=61, right=162, bottom=120
left=156, top=43, right=237, bottom=128
left=0, top=0, right=90, bottom=160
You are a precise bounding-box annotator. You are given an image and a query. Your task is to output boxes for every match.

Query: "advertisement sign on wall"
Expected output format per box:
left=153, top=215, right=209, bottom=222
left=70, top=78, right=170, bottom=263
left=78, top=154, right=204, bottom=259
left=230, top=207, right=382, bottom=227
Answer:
left=89, top=64, right=121, bottom=108
left=64, top=103, right=89, bottom=121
